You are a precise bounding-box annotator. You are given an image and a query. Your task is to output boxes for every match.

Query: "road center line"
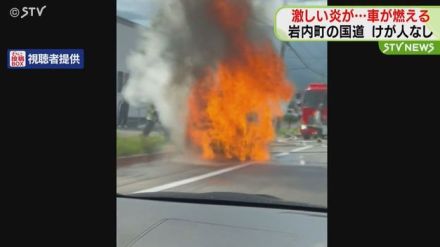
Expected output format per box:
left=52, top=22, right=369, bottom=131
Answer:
left=133, top=162, right=254, bottom=193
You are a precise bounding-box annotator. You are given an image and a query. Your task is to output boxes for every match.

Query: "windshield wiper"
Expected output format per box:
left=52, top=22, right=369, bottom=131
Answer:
left=117, top=192, right=327, bottom=213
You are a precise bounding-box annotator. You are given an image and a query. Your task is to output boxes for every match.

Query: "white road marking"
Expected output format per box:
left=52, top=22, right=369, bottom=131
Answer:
left=133, top=162, right=254, bottom=193
left=290, top=145, right=314, bottom=153
left=275, top=152, right=290, bottom=157
left=274, top=145, right=314, bottom=158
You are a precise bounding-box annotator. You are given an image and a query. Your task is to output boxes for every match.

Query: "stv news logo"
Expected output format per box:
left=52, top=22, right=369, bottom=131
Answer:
left=9, top=50, right=26, bottom=68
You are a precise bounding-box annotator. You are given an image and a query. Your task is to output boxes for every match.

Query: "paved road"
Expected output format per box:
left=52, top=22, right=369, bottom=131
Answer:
left=117, top=138, right=327, bottom=207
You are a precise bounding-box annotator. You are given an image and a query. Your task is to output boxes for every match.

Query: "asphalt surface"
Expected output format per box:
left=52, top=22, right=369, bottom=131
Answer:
left=117, top=138, right=327, bottom=207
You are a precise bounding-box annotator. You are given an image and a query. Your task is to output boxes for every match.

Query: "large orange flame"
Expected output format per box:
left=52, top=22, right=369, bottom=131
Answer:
left=186, top=0, right=294, bottom=161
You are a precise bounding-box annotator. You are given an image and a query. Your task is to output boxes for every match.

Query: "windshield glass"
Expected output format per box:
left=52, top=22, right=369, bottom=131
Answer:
left=303, top=90, right=327, bottom=108
left=116, top=0, right=327, bottom=209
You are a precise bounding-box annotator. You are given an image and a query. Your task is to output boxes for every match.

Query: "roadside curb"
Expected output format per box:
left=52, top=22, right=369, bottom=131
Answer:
left=117, top=151, right=176, bottom=167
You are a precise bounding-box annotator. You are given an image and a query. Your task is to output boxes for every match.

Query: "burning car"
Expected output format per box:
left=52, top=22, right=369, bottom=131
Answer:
left=185, top=0, right=294, bottom=161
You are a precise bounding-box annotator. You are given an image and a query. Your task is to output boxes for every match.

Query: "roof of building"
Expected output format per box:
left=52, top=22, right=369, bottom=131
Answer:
left=117, top=16, right=141, bottom=28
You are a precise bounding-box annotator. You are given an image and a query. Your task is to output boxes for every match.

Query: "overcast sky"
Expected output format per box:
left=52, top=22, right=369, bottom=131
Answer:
left=117, top=0, right=326, bottom=27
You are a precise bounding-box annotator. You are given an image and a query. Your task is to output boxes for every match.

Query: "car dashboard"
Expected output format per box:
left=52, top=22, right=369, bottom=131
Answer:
left=117, top=197, right=327, bottom=247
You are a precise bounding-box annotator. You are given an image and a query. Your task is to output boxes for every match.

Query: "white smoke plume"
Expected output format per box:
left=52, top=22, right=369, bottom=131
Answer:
left=122, top=0, right=275, bottom=150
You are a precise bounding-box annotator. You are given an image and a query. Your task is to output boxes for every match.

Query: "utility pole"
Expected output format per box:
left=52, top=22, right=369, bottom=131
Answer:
left=276, top=0, right=288, bottom=134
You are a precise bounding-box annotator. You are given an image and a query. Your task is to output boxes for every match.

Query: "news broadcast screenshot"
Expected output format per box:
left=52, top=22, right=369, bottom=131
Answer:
left=3, top=0, right=438, bottom=246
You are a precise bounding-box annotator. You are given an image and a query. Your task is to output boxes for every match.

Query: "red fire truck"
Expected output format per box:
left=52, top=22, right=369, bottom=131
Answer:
left=300, top=83, right=327, bottom=139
